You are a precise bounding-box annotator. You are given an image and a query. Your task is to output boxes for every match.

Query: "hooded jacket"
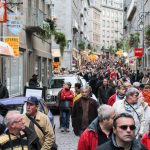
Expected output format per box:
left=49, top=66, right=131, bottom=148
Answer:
left=96, top=134, right=147, bottom=150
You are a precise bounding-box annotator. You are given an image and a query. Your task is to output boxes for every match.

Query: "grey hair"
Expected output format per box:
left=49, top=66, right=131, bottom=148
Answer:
left=97, top=104, right=115, bottom=121
left=125, top=87, right=139, bottom=97
left=80, top=85, right=90, bottom=91
left=4, top=110, right=21, bottom=127
left=133, top=82, right=140, bottom=88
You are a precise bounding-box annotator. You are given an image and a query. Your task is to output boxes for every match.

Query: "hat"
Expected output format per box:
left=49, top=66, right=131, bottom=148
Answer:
left=25, top=96, right=39, bottom=105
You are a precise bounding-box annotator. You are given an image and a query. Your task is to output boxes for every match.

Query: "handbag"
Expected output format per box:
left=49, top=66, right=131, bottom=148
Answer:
left=60, top=100, right=71, bottom=111
left=26, top=114, right=58, bottom=150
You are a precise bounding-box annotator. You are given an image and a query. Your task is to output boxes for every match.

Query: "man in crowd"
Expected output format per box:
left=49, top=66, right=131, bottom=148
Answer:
left=72, top=86, right=98, bottom=136
left=24, top=96, right=55, bottom=150
left=96, top=113, right=147, bottom=150
left=78, top=105, right=115, bottom=150
left=29, top=74, right=40, bottom=88
left=113, top=88, right=145, bottom=138
left=98, top=78, right=112, bottom=104
left=107, top=85, right=126, bottom=106
left=73, top=83, right=82, bottom=102
left=0, top=110, right=40, bottom=150
left=0, top=80, right=9, bottom=99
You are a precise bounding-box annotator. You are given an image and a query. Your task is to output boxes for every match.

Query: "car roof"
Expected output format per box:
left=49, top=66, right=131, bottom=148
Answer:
left=52, top=74, right=78, bottom=79
left=0, top=97, right=41, bottom=105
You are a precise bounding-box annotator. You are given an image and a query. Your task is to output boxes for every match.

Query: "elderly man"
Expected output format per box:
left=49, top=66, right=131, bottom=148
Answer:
left=113, top=87, right=145, bottom=138
left=96, top=113, right=147, bottom=150
left=72, top=85, right=98, bottom=136
left=0, top=110, right=40, bottom=150
left=78, top=105, right=115, bottom=150
left=24, top=96, right=55, bottom=150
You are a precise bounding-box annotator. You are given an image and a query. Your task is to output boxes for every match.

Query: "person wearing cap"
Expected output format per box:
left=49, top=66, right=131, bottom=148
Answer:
left=29, top=74, right=40, bottom=88
left=23, top=96, right=55, bottom=150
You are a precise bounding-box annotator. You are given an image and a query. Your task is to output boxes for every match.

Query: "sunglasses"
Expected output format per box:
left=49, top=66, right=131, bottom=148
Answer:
left=117, top=125, right=136, bottom=131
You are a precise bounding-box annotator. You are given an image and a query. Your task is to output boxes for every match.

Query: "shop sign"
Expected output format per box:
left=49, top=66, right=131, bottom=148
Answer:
left=4, top=37, right=19, bottom=57
left=7, top=12, right=23, bottom=35
left=134, top=48, right=143, bottom=57
left=0, top=0, right=7, bottom=22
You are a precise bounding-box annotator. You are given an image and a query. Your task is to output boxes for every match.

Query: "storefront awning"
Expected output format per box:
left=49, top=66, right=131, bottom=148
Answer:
left=0, top=41, right=14, bottom=56
left=52, top=49, right=61, bottom=57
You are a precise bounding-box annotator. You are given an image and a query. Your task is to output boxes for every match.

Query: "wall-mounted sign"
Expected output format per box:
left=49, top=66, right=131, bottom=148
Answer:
left=7, top=12, right=23, bottom=35
left=4, top=37, right=19, bottom=57
left=134, top=48, right=143, bottom=57
left=0, top=0, right=7, bottom=22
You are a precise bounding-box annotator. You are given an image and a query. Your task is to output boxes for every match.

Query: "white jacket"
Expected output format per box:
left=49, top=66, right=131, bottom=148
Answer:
left=113, top=99, right=145, bottom=137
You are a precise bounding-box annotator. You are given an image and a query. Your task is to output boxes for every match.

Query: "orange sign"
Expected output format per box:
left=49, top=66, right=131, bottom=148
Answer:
left=0, top=0, right=7, bottom=22
left=4, top=37, right=19, bottom=57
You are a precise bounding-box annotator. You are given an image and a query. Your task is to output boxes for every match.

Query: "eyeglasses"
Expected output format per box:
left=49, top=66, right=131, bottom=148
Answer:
left=117, top=125, right=136, bottom=131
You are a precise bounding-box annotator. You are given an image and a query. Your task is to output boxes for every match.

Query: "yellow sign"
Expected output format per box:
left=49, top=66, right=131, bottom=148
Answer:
left=4, top=37, right=19, bottom=57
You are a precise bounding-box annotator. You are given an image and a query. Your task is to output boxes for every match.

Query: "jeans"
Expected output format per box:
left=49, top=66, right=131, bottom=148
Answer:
left=61, top=110, right=70, bottom=129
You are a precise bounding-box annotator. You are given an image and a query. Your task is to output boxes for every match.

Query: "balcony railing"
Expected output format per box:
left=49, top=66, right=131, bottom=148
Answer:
left=127, top=0, right=137, bottom=21
left=25, top=8, right=46, bottom=32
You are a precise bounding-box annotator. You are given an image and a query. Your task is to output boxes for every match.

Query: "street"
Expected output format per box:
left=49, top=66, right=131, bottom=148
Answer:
left=54, top=115, right=79, bottom=150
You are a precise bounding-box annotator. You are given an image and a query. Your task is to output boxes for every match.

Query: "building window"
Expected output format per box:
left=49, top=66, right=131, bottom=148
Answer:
left=102, top=20, right=105, bottom=27
left=5, top=53, right=24, bottom=97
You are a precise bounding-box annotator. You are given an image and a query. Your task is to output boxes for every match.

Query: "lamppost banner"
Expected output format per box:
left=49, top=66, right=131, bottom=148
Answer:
left=134, top=48, right=143, bottom=57
left=0, top=0, right=7, bottom=22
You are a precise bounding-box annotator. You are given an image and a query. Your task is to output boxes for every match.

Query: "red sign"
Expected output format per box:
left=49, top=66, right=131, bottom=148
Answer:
left=0, top=0, right=7, bottom=22
left=134, top=48, right=143, bottom=57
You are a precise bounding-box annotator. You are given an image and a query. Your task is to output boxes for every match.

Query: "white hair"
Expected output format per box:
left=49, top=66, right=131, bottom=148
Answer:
left=4, top=110, right=21, bottom=127
left=98, top=104, right=115, bottom=121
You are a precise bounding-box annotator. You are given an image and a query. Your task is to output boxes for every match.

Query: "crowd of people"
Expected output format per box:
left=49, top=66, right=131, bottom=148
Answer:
left=57, top=59, right=150, bottom=150
left=0, top=58, right=150, bottom=150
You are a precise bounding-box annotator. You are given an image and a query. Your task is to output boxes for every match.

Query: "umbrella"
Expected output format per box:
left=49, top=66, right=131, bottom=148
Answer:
left=0, top=41, right=14, bottom=56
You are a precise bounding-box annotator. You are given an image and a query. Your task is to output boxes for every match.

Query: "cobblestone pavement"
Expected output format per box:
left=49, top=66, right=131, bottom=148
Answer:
left=54, top=115, right=79, bottom=150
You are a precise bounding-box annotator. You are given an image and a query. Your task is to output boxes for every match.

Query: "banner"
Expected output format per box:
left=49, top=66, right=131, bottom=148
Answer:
left=4, top=37, right=19, bottom=57
left=7, top=12, right=23, bottom=35
left=0, top=0, right=7, bottom=22
left=134, top=48, right=143, bottom=57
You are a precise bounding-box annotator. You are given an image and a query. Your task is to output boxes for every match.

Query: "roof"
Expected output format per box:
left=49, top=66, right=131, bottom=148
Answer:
left=0, top=97, right=41, bottom=105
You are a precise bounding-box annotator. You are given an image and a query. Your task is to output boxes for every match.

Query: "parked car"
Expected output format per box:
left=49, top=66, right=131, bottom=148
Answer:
left=0, top=96, right=55, bottom=130
left=46, top=74, right=83, bottom=109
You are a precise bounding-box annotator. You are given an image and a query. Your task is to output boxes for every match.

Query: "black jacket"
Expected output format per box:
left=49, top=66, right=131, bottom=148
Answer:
left=0, top=83, right=9, bottom=99
left=96, top=134, right=147, bottom=150
left=98, top=85, right=112, bottom=104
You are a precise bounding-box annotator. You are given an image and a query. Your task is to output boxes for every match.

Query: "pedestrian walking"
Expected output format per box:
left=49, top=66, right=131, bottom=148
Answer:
left=29, top=74, right=40, bottom=88
left=0, top=110, right=41, bottom=150
left=23, top=96, right=55, bottom=150
left=107, top=85, right=126, bottom=106
left=78, top=105, right=115, bottom=150
left=113, top=88, right=145, bottom=138
left=72, top=86, right=98, bottom=136
left=96, top=113, right=147, bottom=150
left=59, top=82, right=74, bottom=132
left=98, top=78, right=112, bottom=104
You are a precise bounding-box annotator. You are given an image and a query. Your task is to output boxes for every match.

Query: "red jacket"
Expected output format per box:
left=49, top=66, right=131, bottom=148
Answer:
left=107, top=94, right=116, bottom=106
left=78, top=129, right=98, bottom=150
left=60, top=89, right=74, bottom=107
left=141, top=131, right=150, bottom=150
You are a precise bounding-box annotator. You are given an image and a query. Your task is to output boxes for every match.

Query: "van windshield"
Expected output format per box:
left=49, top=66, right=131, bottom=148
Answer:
left=49, top=79, right=65, bottom=88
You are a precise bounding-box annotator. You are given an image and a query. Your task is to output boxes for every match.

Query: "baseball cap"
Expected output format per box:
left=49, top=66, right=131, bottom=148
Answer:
left=25, top=96, right=39, bottom=105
